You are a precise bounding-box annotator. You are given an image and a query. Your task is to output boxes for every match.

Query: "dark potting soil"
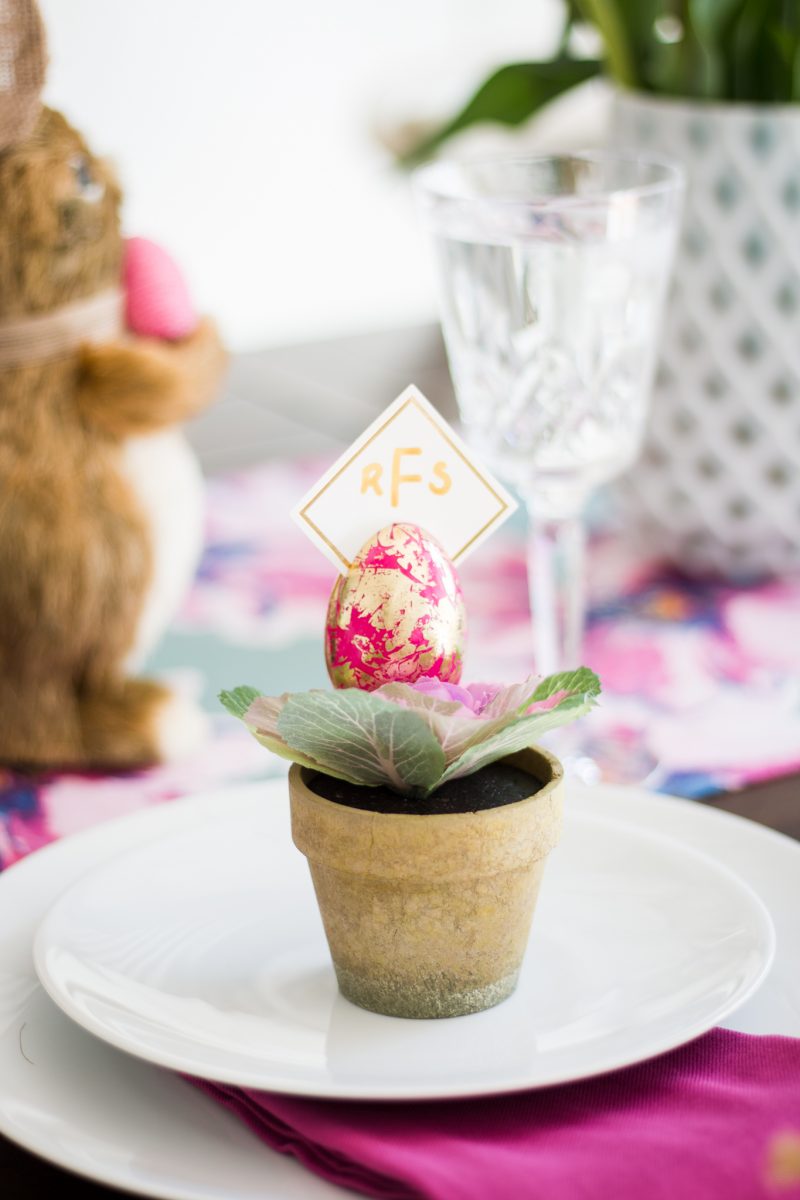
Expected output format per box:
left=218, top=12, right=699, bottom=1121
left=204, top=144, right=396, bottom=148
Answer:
left=307, top=762, right=543, bottom=816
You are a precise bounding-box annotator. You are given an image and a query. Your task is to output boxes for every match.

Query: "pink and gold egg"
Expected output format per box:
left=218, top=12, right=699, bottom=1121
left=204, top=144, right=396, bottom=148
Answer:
left=325, top=523, right=466, bottom=690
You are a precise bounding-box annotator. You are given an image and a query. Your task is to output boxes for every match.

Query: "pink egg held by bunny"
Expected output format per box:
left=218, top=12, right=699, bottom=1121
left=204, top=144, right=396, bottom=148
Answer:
left=124, top=237, right=197, bottom=341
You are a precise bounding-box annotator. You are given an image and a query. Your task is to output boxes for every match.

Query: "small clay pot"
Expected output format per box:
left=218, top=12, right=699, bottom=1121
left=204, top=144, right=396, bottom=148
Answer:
left=289, top=746, right=564, bottom=1019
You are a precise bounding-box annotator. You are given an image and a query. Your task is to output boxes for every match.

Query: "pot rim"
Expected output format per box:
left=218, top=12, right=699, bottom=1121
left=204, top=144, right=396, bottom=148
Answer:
left=289, top=744, right=564, bottom=826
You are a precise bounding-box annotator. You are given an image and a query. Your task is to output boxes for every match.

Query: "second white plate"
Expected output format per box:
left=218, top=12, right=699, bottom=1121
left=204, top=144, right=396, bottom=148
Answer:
left=33, top=798, right=774, bottom=1099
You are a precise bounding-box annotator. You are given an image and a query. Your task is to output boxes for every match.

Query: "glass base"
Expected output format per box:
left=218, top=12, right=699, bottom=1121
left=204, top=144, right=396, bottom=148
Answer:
left=542, top=725, right=661, bottom=789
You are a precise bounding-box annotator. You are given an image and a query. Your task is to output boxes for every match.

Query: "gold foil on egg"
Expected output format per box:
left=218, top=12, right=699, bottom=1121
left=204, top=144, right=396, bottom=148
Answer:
left=325, top=523, right=466, bottom=690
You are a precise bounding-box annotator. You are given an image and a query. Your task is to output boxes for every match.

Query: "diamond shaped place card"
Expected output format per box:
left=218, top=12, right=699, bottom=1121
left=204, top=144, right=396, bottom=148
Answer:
left=292, top=385, right=517, bottom=572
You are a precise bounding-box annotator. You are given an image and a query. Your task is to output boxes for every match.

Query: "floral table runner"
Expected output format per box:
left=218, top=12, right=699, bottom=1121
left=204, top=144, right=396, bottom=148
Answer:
left=2, top=458, right=799, bottom=871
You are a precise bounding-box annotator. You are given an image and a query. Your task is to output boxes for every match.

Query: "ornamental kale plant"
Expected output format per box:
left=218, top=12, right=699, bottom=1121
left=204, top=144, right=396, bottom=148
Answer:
left=219, top=668, right=600, bottom=799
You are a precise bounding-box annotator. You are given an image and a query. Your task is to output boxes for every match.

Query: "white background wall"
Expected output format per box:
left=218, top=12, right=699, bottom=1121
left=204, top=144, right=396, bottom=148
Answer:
left=38, top=0, right=569, bottom=350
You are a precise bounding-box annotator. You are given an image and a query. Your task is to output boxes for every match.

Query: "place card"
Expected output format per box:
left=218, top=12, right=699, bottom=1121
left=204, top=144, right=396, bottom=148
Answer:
left=292, top=384, right=517, bottom=573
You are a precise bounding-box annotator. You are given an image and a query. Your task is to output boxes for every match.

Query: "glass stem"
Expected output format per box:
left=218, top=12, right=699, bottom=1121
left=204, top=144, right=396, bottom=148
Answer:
left=526, top=507, right=586, bottom=677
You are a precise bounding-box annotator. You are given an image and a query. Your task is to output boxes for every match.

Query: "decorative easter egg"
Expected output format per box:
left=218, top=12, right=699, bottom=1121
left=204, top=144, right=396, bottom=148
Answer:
left=124, top=236, right=197, bottom=341
left=325, top=523, right=466, bottom=690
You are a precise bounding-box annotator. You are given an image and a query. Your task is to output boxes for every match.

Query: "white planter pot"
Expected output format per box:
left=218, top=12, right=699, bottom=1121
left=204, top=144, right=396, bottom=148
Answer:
left=612, top=90, right=800, bottom=579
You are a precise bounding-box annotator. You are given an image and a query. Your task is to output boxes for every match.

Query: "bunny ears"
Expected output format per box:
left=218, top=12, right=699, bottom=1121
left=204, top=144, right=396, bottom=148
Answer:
left=0, top=0, right=46, bottom=154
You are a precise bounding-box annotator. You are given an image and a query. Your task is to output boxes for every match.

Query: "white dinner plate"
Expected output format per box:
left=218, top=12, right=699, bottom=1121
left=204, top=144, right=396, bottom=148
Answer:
left=1, top=781, right=798, bottom=1200
left=33, top=792, right=773, bottom=1099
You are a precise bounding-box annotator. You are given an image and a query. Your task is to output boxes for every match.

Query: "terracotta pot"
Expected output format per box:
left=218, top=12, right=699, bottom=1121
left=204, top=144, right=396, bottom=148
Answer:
left=289, top=746, right=564, bottom=1019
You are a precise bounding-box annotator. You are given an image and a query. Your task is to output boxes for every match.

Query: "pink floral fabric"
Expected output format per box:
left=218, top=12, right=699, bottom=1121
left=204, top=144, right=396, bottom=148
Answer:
left=2, top=457, right=799, bottom=871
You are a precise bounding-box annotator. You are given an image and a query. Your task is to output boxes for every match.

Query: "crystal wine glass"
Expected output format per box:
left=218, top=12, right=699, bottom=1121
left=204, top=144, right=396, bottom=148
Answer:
left=414, top=153, right=684, bottom=675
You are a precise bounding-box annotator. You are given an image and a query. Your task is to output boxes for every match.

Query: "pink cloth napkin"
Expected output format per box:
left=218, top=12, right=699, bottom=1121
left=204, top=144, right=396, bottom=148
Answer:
left=189, top=1029, right=800, bottom=1199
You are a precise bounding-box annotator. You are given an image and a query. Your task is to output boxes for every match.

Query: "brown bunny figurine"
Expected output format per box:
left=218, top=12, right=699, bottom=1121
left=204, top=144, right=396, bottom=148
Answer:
left=0, top=0, right=226, bottom=767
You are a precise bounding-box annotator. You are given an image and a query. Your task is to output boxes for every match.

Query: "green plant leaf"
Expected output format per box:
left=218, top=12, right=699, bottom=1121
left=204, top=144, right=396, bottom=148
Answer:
left=390, top=689, right=536, bottom=767
left=529, top=666, right=601, bottom=705
left=403, top=0, right=796, bottom=147
left=765, top=15, right=800, bottom=101
left=400, top=58, right=601, bottom=166
left=375, top=670, right=600, bottom=787
left=728, top=0, right=771, bottom=99
left=277, top=690, right=446, bottom=797
left=222, top=672, right=599, bottom=798
left=374, top=684, right=479, bottom=760
left=573, top=0, right=637, bottom=86
left=222, top=685, right=446, bottom=792
left=558, top=0, right=582, bottom=55
left=244, top=694, right=288, bottom=731
left=219, top=686, right=262, bottom=720
left=247, top=728, right=335, bottom=777
left=221, top=688, right=338, bottom=778
left=439, top=687, right=600, bottom=786
left=683, top=0, right=745, bottom=97
left=374, top=683, right=519, bottom=767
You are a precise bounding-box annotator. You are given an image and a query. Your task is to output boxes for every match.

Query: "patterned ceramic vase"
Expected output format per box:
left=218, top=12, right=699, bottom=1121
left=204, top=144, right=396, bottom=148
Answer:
left=612, top=90, right=800, bottom=579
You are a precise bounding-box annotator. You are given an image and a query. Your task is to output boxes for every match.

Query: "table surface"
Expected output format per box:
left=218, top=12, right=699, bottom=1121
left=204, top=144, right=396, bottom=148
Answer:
left=3, top=325, right=799, bottom=1198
